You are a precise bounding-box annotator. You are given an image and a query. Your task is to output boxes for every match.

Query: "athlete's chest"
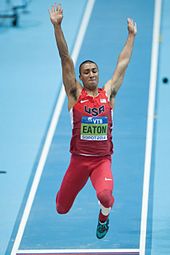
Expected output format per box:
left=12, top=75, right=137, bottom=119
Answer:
left=74, top=90, right=111, bottom=117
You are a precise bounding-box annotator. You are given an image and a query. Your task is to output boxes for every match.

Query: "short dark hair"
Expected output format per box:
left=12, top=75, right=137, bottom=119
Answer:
left=79, top=60, right=98, bottom=75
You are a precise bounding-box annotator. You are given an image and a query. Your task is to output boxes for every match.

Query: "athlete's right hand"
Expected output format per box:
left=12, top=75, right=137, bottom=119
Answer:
left=49, top=3, right=63, bottom=26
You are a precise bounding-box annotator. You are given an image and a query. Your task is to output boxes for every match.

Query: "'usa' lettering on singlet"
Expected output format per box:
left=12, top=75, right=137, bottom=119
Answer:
left=84, top=105, right=104, bottom=116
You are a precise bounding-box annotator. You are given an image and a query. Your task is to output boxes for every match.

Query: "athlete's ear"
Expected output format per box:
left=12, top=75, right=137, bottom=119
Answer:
left=79, top=74, right=82, bottom=81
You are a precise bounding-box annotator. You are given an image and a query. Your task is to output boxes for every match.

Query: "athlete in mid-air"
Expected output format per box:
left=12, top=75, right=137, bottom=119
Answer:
left=49, top=3, right=137, bottom=239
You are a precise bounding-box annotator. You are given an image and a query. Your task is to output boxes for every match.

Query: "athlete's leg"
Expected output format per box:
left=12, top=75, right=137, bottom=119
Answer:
left=56, top=154, right=90, bottom=214
left=90, top=155, right=114, bottom=219
left=90, top=156, right=114, bottom=239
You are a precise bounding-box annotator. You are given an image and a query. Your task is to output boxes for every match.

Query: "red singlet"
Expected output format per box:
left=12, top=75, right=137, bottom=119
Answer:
left=70, top=88, right=113, bottom=156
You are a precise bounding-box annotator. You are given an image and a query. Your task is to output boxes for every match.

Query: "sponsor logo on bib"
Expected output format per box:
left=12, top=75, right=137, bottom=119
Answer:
left=80, top=116, right=108, bottom=141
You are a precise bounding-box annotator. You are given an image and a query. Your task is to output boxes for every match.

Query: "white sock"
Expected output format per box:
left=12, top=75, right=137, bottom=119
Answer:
left=98, top=201, right=111, bottom=216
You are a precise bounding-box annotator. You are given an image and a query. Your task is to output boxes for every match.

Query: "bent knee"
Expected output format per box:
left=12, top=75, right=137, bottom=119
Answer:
left=97, top=189, right=114, bottom=208
left=56, top=204, right=70, bottom=214
left=56, top=192, right=69, bottom=214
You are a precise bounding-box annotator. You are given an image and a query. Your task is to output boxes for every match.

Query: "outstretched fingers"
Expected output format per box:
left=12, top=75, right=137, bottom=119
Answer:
left=49, top=3, right=63, bottom=14
left=127, top=17, right=137, bottom=35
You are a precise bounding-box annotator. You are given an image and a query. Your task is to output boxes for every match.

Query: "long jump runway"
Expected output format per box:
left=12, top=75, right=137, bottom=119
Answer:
left=8, top=0, right=160, bottom=254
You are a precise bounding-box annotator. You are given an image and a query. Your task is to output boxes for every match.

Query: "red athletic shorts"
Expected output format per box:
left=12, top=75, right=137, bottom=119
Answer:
left=56, top=154, right=114, bottom=214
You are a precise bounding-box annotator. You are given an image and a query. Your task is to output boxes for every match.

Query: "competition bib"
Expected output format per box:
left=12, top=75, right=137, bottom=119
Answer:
left=80, top=116, right=108, bottom=141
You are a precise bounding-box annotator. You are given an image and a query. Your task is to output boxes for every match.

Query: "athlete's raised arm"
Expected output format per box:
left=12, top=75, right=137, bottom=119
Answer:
left=49, top=4, right=82, bottom=109
left=104, top=18, right=137, bottom=107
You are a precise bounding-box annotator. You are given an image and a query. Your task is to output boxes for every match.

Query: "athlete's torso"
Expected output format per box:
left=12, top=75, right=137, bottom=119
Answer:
left=70, top=88, right=113, bottom=156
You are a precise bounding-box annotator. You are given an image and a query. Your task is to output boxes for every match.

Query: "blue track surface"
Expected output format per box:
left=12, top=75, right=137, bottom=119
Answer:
left=1, top=0, right=170, bottom=254
left=17, top=0, right=153, bottom=251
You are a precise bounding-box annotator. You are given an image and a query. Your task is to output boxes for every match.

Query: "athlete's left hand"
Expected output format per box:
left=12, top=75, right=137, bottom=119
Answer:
left=127, top=18, right=137, bottom=35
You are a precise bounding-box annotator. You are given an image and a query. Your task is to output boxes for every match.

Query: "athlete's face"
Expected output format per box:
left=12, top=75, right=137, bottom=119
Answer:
left=79, top=63, right=99, bottom=91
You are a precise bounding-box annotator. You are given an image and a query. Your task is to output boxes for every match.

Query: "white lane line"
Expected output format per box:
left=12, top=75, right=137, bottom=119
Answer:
left=16, top=248, right=140, bottom=254
left=11, top=1, right=96, bottom=254
left=139, top=0, right=162, bottom=255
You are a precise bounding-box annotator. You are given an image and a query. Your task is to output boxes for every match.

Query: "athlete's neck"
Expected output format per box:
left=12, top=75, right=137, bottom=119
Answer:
left=85, top=88, right=99, bottom=97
